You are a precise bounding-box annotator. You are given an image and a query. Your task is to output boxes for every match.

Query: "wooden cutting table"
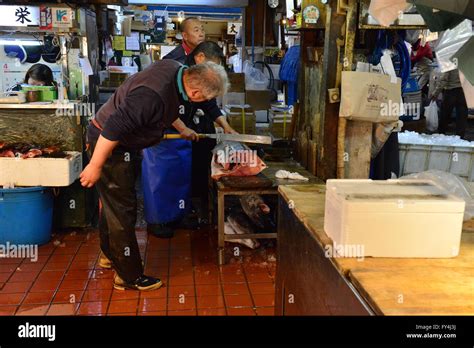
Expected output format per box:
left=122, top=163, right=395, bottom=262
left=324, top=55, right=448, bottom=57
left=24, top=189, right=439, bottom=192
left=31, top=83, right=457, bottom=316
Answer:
left=213, top=161, right=322, bottom=265
left=275, top=184, right=474, bottom=315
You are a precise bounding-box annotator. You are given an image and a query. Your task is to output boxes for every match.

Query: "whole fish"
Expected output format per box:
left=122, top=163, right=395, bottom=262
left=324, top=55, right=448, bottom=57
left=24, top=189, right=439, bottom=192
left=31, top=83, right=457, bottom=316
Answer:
left=227, top=212, right=260, bottom=249
left=240, top=194, right=271, bottom=229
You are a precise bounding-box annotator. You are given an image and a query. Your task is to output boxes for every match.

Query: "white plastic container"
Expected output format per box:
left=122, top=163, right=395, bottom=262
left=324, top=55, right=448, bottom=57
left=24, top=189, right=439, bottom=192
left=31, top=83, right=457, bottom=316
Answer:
left=324, top=179, right=465, bottom=258
left=399, top=143, right=474, bottom=181
left=0, top=152, right=82, bottom=187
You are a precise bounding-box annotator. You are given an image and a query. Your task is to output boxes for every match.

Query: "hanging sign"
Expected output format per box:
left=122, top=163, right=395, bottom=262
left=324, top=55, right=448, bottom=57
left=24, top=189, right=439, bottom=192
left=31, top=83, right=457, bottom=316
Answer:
left=39, top=6, right=53, bottom=30
left=0, top=5, right=40, bottom=27
left=303, top=5, right=320, bottom=24
left=52, top=8, right=73, bottom=28
left=227, top=22, right=242, bottom=35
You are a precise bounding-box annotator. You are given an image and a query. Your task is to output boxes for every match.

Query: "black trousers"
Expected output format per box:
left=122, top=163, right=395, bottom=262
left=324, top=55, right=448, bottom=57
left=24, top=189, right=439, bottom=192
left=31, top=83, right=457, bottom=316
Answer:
left=88, top=142, right=143, bottom=283
left=439, top=87, right=468, bottom=139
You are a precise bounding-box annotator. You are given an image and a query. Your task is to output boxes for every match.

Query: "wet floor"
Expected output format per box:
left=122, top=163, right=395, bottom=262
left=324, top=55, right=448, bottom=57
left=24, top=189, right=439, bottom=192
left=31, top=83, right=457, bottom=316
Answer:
left=0, top=227, right=277, bottom=316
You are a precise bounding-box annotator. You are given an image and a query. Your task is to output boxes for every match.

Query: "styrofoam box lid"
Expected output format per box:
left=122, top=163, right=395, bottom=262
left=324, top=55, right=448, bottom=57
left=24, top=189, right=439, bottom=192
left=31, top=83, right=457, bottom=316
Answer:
left=326, top=179, right=465, bottom=214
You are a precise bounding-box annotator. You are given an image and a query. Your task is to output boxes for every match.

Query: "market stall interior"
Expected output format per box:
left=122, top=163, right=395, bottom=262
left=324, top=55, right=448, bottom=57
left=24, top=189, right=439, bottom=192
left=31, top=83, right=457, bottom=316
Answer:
left=0, top=0, right=473, bottom=317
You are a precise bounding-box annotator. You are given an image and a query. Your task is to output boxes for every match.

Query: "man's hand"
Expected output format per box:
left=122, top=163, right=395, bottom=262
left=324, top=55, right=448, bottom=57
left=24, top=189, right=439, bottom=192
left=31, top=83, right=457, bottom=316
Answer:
left=224, top=127, right=238, bottom=135
left=80, top=163, right=102, bottom=188
left=180, top=127, right=199, bottom=141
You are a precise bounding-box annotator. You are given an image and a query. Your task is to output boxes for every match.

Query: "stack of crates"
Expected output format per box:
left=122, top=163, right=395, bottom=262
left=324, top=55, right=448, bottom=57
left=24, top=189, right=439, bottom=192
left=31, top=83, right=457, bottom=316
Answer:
left=224, top=105, right=256, bottom=134
left=269, top=105, right=293, bottom=139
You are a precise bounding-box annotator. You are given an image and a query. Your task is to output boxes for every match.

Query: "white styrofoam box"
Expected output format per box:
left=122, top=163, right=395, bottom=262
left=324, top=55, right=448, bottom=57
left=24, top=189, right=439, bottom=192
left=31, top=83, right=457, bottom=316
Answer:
left=399, top=144, right=474, bottom=182
left=0, top=152, right=82, bottom=187
left=324, top=179, right=465, bottom=258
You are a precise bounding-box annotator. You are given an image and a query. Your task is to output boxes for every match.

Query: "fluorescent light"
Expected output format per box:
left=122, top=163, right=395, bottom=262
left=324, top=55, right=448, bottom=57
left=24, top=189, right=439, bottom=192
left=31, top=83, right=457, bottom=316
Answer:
left=0, top=39, right=42, bottom=46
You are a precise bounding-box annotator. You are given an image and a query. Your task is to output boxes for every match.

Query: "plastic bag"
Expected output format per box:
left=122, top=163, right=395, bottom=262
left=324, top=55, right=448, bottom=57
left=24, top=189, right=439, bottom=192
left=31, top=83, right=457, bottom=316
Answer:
left=399, top=170, right=474, bottom=221
left=243, top=60, right=269, bottom=90
left=425, top=100, right=439, bottom=132
left=435, top=19, right=473, bottom=73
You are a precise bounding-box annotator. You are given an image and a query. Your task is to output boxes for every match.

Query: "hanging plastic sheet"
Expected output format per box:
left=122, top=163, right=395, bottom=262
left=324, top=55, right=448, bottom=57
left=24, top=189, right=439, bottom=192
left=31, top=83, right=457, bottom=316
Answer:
left=453, top=36, right=474, bottom=85
left=459, top=71, right=474, bottom=109
left=435, top=19, right=473, bottom=73
left=141, top=131, right=192, bottom=225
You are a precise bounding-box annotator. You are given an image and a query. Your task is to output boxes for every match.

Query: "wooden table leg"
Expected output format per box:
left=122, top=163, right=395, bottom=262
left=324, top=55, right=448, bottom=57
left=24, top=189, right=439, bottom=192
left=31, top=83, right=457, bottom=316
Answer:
left=217, top=190, right=225, bottom=265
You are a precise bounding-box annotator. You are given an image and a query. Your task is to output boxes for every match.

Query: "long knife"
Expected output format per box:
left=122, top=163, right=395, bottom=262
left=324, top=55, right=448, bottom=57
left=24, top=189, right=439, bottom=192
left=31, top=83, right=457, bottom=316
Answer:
left=163, top=133, right=273, bottom=145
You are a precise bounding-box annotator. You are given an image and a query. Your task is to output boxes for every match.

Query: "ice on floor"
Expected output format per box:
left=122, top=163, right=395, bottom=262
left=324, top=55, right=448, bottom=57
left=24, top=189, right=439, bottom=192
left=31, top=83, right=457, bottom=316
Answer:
left=398, top=131, right=474, bottom=147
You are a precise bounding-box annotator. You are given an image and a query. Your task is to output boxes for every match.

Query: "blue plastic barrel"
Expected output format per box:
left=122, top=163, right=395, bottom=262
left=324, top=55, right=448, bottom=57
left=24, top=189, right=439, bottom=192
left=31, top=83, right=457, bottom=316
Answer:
left=0, top=187, right=53, bottom=245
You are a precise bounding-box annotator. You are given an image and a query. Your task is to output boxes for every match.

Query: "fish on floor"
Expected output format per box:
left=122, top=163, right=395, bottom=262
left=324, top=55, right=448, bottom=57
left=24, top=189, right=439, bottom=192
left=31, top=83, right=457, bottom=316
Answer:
left=226, top=211, right=260, bottom=250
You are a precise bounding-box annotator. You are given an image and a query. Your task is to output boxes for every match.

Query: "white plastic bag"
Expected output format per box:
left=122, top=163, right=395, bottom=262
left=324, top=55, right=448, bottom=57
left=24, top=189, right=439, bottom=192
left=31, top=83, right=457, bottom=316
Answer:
left=399, top=170, right=474, bottom=221
left=425, top=100, right=439, bottom=132
left=435, top=19, right=473, bottom=73
left=243, top=60, right=269, bottom=90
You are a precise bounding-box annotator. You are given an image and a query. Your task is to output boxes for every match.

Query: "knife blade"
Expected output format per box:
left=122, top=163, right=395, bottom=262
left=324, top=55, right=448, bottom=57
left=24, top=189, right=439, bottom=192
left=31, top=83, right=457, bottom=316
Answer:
left=163, top=133, right=273, bottom=145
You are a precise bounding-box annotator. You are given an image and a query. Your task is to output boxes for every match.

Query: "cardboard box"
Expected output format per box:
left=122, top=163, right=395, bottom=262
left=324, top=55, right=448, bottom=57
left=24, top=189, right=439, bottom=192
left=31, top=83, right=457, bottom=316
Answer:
left=324, top=179, right=465, bottom=258
left=224, top=105, right=256, bottom=134
left=228, top=73, right=246, bottom=93
left=246, top=89, right=271, bottom=111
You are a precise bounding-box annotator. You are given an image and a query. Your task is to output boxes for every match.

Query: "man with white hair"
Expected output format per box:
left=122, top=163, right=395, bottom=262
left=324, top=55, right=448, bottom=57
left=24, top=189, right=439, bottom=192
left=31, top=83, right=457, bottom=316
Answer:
left=81, top=59, right=228, bottom=291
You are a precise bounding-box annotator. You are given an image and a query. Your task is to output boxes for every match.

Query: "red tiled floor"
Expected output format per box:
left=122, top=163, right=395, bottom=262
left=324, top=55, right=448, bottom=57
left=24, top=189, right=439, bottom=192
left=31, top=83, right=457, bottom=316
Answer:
left=77, top=301, right=109, bottom=315
left=0, top=227, right=277, bottom=316
left=0, top=305, right=19, bottom=315
left=111, top=290, right=140, bottom=301
left=52, top=290, right=84, bottom=304
left=138, top=298, right=167, bottom=312
left=0, top=293, right=26, bottom=305
left=167, top=309, right=197, bottom=316
left=82, top=289, right=112, bottom=302
left=167, top=275, right=194, bottom=287
left=222, top=283, right=250, bottom=295
left=168, top=285, right=195, bottom=298
left=198, top=308, right=227, bottom=316
left=252, top=294, right=275, bottom=307
left=58, top=279, right=88, bottom=292
left=0, top=281, right=31, bottom=294
left=227, top=307, right=256, bottom=316
left=8, top=271, right=39, bottom=283
left=255, top=307, right=275, bottom=316
left=197, top=295, right=226, bottom=309
left=138, top=310, right=166, bottom=316
left=23, top=291, right=55, bottom=305
left=168, top=296, right=196, bottom=311
left=195, top=284, right=222, bottom=297
left=225, top=294, right=254, bottom=308
left=47, top=303, right=79, bottom=316
left=16, top=304, right=49, bottom=316
left=248, top=282, right=275, bottom=295
left=30, top=279, right=62, bottom=292
left=108, top=299, right=139, bottom=314
left=245, top=271, right=274, bottom=284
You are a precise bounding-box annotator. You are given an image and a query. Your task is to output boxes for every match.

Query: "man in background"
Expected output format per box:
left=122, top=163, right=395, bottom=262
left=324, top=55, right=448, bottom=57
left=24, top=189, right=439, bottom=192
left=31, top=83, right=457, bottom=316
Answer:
left=163, top=17, right=205, bottom=63
left=431, top=68, right=468, bottom=139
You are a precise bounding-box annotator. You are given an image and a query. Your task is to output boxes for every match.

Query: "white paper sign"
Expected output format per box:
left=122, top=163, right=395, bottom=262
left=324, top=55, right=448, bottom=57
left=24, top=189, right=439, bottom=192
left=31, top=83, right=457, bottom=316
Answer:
left=126, top=32, right=140, bottom=51
left=227, top=22, right=242, bottom=35
left=0, top=5, right=40, bottom=27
